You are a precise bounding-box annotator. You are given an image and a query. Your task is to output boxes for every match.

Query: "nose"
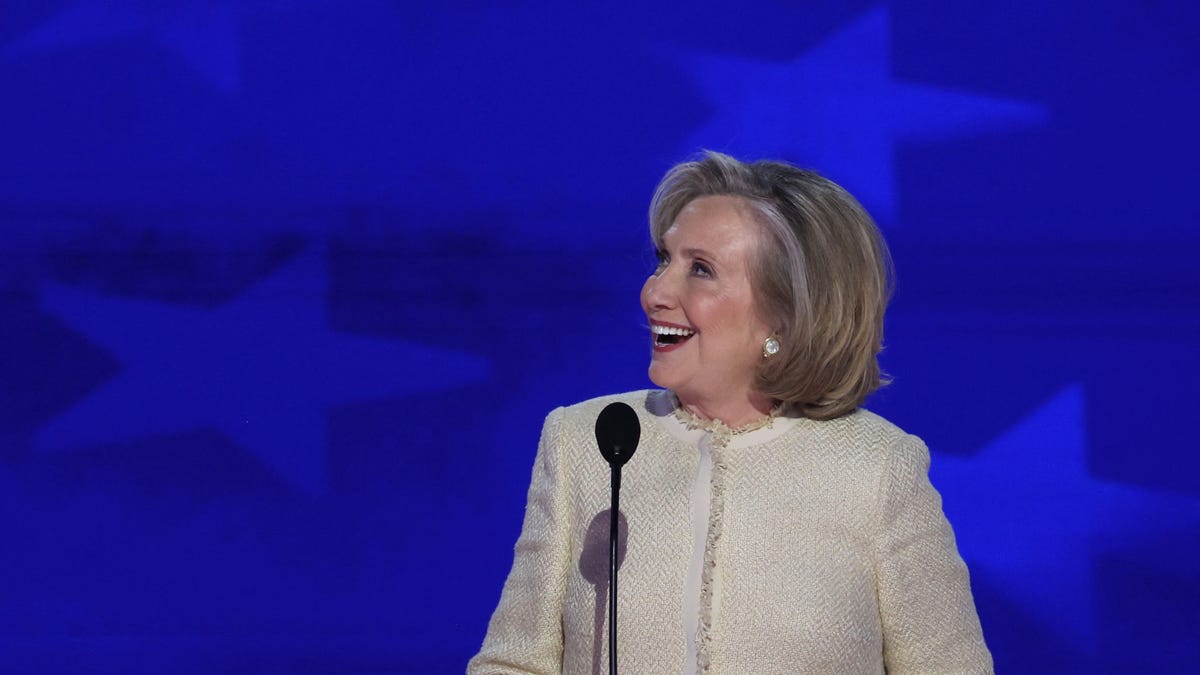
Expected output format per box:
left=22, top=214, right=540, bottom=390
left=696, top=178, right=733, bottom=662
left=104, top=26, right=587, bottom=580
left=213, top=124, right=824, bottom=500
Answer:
left=641, top=266, right=677, bottom=312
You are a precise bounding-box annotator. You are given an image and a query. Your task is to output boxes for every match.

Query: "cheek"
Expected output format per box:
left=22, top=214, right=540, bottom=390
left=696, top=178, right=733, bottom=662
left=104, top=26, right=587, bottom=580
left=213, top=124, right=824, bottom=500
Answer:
left=706, top=296, right=768, bottom=351
left=694, top=292, right=742, bottom=332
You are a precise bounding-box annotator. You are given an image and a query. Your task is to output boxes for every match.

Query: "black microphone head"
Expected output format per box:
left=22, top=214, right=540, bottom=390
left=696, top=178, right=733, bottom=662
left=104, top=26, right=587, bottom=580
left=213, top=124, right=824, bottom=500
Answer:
left=595, top=401, right=641, bottom=468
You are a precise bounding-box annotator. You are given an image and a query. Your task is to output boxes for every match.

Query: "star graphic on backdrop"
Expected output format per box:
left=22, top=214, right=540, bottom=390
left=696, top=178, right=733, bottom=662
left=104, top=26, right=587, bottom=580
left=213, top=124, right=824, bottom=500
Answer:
left=932, top=384, right=1200, bottom=651
left=5, top=0, right=241, bottom=90
left=675, top=6, right=1047, bottom=222
left=36, top=246, right=490, bottom=494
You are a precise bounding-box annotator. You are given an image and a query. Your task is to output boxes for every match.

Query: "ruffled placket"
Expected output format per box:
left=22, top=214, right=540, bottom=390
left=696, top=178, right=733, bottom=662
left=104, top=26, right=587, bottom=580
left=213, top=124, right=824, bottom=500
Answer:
left=672, top=401, right=781, bottom=675
left=693, top=430, right=729, bottom=674
left=662, top=389, right=792, bottom=672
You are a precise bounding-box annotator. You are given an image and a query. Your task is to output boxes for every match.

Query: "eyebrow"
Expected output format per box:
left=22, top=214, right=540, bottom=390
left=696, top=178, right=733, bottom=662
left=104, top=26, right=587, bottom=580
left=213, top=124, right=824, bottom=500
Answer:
left=680, top=247, right=718, bottom=261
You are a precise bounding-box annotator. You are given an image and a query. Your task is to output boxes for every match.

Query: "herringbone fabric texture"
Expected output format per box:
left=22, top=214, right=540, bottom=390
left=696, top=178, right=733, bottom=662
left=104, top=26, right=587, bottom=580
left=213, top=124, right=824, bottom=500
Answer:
left=469, top=390, right=992, bottom=674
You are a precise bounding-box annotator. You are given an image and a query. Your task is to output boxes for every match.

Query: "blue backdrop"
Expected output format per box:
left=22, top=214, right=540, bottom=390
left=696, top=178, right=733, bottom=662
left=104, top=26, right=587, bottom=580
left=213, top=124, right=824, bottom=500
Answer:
left=2, top=1, right=1198, bottom=672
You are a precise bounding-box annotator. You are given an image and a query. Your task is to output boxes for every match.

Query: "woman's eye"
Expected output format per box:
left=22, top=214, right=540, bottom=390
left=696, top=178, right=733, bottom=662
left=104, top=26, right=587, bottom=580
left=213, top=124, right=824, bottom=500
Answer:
left=653, top=251, right=669, bottom=271
left=691, top=261, right=713, bottom=278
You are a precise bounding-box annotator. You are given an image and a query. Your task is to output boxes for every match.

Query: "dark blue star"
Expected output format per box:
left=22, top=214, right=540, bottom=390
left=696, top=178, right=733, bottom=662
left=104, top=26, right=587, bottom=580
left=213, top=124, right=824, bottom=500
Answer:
left=933, top=384, right=1200, bottom=651
left=674, top=6, right=1047, bottom=222
left=35, top=246, right=490, bottom=494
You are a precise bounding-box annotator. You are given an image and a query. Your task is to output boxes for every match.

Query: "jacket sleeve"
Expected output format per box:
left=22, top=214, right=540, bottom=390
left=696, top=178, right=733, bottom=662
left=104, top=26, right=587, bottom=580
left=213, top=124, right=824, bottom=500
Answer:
left=873, top=433, right=994, bottom=675
left=468, top=408, right=571, bottom=675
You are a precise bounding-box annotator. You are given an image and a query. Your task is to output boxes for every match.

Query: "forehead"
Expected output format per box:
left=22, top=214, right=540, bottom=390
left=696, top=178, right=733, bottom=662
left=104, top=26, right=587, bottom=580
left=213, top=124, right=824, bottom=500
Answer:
left=662, top=195, right=763, bottom=253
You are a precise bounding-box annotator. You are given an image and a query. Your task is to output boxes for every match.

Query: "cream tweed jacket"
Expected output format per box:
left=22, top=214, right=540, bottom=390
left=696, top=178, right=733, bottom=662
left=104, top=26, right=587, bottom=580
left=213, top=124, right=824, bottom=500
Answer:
left=469, top=390, right=992, bottom=674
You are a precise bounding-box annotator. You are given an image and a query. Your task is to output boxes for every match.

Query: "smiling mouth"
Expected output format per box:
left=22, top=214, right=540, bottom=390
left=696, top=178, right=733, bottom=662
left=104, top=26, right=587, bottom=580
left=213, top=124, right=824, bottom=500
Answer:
left=651, top=324, right=696, bottom=348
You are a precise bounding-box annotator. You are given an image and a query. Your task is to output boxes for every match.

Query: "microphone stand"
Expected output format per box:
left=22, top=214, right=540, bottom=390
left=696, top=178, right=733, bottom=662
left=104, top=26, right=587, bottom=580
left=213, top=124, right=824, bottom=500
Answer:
left=608, top=462, right=622, bottom=675
left=594, top=401, right=639, bottom=675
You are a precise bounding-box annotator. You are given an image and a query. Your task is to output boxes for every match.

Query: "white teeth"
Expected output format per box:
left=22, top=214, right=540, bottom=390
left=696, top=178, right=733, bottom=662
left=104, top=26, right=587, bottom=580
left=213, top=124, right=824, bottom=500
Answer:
left=651, top=324, right=695, bottom=336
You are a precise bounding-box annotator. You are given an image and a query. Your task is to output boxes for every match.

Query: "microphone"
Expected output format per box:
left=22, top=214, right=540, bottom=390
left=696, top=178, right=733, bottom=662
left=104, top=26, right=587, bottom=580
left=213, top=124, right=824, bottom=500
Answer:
left=595, top=401, right=640, bottom=469
left=594, top=402, right=640, bottom=675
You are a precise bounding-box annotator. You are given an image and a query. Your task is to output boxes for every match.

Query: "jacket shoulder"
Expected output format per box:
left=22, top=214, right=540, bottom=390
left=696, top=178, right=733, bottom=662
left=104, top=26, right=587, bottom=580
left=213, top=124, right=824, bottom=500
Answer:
left=555, top=389, right=665, bottom=425
left=545, top=390, right=673, bottom=458
left=799, top=407, right=911, bottom=446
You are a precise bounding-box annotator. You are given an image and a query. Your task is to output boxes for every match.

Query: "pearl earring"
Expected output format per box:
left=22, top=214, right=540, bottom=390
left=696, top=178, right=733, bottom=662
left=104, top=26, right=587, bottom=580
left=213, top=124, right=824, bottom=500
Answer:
left=762, top=336, right=781, bottom=358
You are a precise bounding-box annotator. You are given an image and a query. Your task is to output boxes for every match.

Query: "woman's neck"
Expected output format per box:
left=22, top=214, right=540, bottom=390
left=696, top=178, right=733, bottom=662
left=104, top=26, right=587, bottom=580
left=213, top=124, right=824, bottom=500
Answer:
left=675, top=390, right=776, bottom=429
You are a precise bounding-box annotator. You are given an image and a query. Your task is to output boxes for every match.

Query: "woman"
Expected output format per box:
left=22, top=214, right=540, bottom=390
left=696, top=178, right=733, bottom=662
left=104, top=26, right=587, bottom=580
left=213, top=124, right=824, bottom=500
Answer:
left=469, top=152, right=992, bottom=674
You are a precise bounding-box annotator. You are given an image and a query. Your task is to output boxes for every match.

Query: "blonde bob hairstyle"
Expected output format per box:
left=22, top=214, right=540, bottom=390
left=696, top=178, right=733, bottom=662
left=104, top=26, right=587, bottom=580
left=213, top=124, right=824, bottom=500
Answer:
left=649, top=151, right=894, bottom=420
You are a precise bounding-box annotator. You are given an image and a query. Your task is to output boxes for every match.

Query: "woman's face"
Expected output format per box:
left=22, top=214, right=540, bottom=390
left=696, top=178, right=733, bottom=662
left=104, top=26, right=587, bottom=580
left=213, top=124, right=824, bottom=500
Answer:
left=641, top=195, right=773, bottom=413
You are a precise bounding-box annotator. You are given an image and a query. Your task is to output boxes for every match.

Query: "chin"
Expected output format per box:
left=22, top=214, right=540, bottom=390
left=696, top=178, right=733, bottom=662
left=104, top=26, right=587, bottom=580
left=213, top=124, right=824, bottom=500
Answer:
left=646, top=364, right=677, bottom=392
